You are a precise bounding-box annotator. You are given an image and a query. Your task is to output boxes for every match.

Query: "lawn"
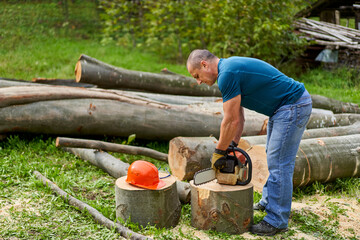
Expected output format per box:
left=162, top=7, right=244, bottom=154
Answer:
left=0, top=1, right=359, bottom=240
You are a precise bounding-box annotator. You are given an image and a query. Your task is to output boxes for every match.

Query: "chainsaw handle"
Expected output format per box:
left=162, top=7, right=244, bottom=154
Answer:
left=233, top=147, right=252, bottom=186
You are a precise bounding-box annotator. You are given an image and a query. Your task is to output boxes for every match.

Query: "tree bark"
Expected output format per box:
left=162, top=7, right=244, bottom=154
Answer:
left=32, top=78, right=96, bottom=88
left=56, top=137, right=168, bottom=162
left=241, top=122, right=360, bottom=146
left=62, top=147, right=191, bottom=203
left=169, top=135, right=360, bottom=191
left=311, top=94, right=360, bottom=113
left=33, top=171, right=151, bottom=240
left=0, top=78, right=42, bottom=87
left=75, top=54, right=222, bottom=96
left=190, top=180, right=253, bottom=234
left=306, top=113, right=360, bottom=129
left=115, top=175, right=181, bottom=228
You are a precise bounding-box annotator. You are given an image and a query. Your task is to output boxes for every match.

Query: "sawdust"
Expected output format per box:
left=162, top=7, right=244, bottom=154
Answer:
left=0, top=198, right=40, bottom=222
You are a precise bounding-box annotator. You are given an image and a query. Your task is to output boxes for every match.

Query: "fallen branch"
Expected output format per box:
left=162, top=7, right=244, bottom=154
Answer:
left=33, top=170, right=151, bottom=240
left=56, top=137, right=168, bottom=162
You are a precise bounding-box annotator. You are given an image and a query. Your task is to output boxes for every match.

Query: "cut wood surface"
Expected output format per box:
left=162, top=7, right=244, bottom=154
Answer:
left=115, top=174, right=181, bottom=228
left=34, top=171, right=151, bottom=240
left=63, top=147, right=191, bottom=203
left=75, top=54, right=222, bottom=96
left=169, top=135, right=360, bottom=192
left=32, top=78, right=96, bottom=88
left=311, top=94, right=360, bottom=113
left=190, top=180, right=253, bottom=234
left=56, top=137, right=168, bottom=162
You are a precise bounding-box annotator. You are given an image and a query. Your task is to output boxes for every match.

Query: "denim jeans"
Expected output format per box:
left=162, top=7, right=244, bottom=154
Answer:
left=259, top=89, right=312, bottom=229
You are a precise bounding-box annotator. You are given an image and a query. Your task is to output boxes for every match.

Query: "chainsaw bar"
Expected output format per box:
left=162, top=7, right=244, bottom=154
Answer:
left=193, top=168, right=215, bottom=185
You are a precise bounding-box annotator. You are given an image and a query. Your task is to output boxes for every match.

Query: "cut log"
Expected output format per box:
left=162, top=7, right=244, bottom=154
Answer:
left=0, top=78, right=42, bottom=87
left=56, top=137, right=168, bottom=162
left=115, top=174, right=181, bottom=228
left=306, top=113, right=360, bottom=129
left=32, top=78, right=96, bottom=88
left=241, top=122, right=360, bottom=146
left=169, top=135, right=360, bottom=191
left=75, top=54, right=222, bottom=96
left=190, top=180, right=253, bottom=234
left=63, top=147, right=191, bottom=203
left=311, top=94, right=360, bottom=113
left=33, top=171, right=151, bottom=240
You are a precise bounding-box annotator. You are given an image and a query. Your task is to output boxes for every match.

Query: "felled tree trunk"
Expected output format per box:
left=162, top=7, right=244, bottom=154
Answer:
left=0, top=78, right=42, bottom=87
left=241, top=122, right=360, bottom=146
left=115, top=174, right=181, bottom=228
left=75, top=54, right=222, bottom=96
left=63, top=147, right=191, bottom=203
left=169, top=135, right=360, bottom=191
left=311, top=94, right=360, bottom=113
left=306, top=113, right=360, bottom=129
left=56, top=137, right=168, bottom=162
left=34, top=171, right=151, bottom=240
left=190, top=180, right=253, bottom=234
left=32, top=78, right=96, bottom=88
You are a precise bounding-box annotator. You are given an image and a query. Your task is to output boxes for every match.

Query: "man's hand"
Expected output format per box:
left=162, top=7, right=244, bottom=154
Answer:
left=211, top=149, right=227, bottom=169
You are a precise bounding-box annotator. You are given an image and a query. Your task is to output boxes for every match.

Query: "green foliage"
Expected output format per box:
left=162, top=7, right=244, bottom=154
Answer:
left=99, top=0, right=310, bottom=64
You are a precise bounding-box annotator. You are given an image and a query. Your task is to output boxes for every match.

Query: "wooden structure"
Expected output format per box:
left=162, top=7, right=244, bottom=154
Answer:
left=190, top=180, right=253, bottom=234
left=115, top=173, right=181, bottom=228
left=296, top=1, right=360, bottom=68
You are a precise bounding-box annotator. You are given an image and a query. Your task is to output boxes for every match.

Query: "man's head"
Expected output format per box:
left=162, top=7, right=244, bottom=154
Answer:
left=187, top=49, right=219, bottom=86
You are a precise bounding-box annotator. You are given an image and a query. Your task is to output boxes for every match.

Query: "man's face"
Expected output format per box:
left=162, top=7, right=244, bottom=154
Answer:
left=188, top=60, right=217, bottom=86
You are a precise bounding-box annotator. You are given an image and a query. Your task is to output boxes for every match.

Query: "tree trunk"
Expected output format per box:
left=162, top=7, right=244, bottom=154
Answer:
left=115, top=174, right=181, bottom=228
left=33, top=171, right=151, bottom=240
left=56, top=137, right=168, bottom=162
left=241, top=122, right=360, bottom=146
left=75, top=54, right=222, bottom=96
left=0, top=78, right=42, bottom=87
left=311, top=94, right=360, bottom=113
left=62, top=147, right=191, bottom=203
left=169, top=135, right=360, bottom=191
left=32, top=78, right=96, bottom=88
left=306, top=113, right=360, bottom=129
left=190, top=180, right=253, bottom=234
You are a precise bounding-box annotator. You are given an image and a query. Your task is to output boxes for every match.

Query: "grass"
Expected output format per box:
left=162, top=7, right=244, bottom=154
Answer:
left=1, top=1, right=360, bottom=239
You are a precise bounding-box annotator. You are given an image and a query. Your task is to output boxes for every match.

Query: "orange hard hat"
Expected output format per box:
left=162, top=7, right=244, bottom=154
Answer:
left=126, top=160, right=166, bottom=190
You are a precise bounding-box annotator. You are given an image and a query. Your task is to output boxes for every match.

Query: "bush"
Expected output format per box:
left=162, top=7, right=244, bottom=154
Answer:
left=99, top=0, right=309, bottom=65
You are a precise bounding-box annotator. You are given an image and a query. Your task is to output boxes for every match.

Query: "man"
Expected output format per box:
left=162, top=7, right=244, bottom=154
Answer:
left=186, top=49, right=312, bottom=236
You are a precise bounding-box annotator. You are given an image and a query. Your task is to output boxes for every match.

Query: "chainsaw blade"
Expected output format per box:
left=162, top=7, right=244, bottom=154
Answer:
left=193, top=168, right=216, bottom=185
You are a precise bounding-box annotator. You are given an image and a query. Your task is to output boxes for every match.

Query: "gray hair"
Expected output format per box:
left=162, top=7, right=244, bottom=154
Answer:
left=187, top=49, right=217, bottom=69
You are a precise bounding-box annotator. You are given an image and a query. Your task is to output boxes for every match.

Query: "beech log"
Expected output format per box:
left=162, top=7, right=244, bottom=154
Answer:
left=63, top=147, right=191, bottom=203
left=75, top=54, right=222, bottom=96
left=241, top=122, right=360, bottom=146
left=32, top=78, right=96, bottom=88
left=311, top=94, right=360, bottom=113
left=34, top=171, right=151, bottom=240
left=190, top=180, right=253, bottom=234
left=0, top=78, right=42, bottom=87
left=169, top=135, right=360, bottom=191
left=115, top=174, right=181, bottom=228
left=56, top=137, right=168, bottom=162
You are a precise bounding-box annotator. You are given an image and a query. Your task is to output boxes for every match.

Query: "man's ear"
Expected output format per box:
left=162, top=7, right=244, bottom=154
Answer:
left=200, top=60, right=207, bottom=68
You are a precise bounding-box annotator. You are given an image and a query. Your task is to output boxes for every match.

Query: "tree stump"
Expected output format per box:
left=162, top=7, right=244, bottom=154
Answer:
left=190, top=180, right=253, bottom=234
left=115, top=173, right=181, bottom=228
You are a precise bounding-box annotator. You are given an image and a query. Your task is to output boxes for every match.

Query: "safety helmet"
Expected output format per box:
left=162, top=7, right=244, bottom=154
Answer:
left=126, top=160, right=166, bottom=190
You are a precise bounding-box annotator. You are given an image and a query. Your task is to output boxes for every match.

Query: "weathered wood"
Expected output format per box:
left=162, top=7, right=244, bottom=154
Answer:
left=115, top=174, right=181, bottom=228
left=190, top=180, right=253, bottom=234
left=311, top=94, right=360, bottom=113
left=33, top=171, right=151, bottom=240
left=62, top=147, right=191, bottom=203
left=32, top=78, right=96, bottom=88
left=169, top=134, right=360, bottom=191
left=56, top=137, right=168, bottom=162
left=75, top=54, right=222, bottom=96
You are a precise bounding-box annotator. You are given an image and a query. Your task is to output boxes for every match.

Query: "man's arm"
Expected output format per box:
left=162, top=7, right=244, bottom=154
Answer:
left=216, top=95, right=242, bottom=150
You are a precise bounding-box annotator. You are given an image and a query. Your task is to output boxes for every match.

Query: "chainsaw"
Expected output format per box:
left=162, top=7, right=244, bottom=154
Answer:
left=193, top=146, right=252, bottom=186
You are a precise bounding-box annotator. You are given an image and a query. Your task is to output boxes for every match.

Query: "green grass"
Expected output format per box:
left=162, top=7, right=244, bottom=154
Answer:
left=1, top=1, right=360, bottom=239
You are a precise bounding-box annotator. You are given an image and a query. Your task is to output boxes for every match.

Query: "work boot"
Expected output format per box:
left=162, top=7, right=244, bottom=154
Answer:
left=253, top=202, right=265, bottom=211
left=251, top=220, right=288, bottom=236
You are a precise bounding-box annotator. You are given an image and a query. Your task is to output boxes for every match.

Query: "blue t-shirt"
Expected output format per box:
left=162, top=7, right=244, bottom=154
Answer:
left=217, top=57, right=305, bottom=117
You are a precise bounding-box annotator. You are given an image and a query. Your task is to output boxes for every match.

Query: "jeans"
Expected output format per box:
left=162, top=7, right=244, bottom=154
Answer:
left=259, top=89, right=312, bottom=229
